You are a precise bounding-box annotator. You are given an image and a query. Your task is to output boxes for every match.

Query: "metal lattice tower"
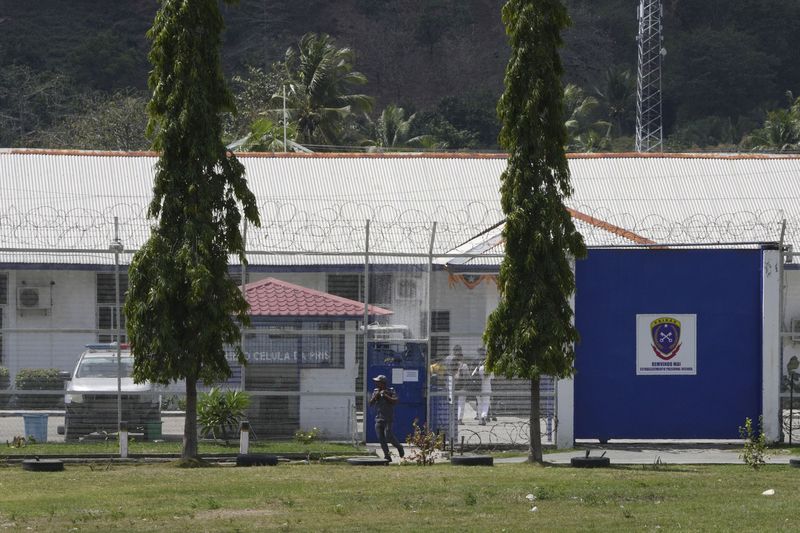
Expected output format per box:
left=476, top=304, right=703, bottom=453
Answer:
left=635, top=0, right=664, bottom=152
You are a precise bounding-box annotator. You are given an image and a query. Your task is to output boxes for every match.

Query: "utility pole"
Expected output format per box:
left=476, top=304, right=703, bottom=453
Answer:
left=635, top=0, right=665, bottom=152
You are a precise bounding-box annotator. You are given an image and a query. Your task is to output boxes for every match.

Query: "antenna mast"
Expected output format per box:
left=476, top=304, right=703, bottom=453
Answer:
left=635, top=0, right=664, bottom=152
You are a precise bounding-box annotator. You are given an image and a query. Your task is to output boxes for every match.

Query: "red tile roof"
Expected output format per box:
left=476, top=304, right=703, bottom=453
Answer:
left=243, top=277, right=393, bottom=318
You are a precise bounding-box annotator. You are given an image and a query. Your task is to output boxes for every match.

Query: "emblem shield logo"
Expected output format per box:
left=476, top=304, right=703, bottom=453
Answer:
left=650, top=317, right=682, bottom=360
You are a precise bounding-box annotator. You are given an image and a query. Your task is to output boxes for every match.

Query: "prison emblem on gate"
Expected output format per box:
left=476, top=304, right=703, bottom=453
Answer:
left=650, top=317, right=682, bottom=360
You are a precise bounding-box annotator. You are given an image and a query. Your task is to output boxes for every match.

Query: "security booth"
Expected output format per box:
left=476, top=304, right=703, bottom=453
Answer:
left=366, top=334, right=428, bottom=445
left=233, top=277, right=392, bottom=439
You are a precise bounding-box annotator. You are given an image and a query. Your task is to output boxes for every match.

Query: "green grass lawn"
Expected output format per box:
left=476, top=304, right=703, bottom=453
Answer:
left=1, top=462, right=798, bottom=531
left=0, top=440, right=365, bottom=456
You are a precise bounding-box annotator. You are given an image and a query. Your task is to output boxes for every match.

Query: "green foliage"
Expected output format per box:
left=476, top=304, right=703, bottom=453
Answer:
left=224, top=65, right=282, bottom=143
left=33, top=89, right=150, bottom=151
left=237, top=117, right=297, bottom=151
left=593, top=67, right=635, bottom=137
left=738, top=416, right=768, bottom=470
left=485, top=0, right=586, bottom=463
left=7, top=435, right=37, bottom=448
left=405, top=419, right=444, bottom=465
left=14, top=368, right=63, bottom=390
left=362, top=105, right=436, bottom=151
left=0, top=65, right=74, bottom=146
left=294, top=427, right=322, bottom=445
left=125, top=0, right=260, bottom=460
left=13, top=367, right=65, bottom=409
left=276, top=33, right=374, bottom=146
left=743, top=93, right=800, bottom=151
left=563, top=84, right=610, bottom=152
left=0, top=366, right=9, bottom=378
left=197, top=387, right=250, bottom=442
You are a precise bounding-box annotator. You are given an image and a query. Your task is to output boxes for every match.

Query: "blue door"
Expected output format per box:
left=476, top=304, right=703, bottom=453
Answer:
left=366, top=341, right=427, bottom=443
left=574, top=248, right=764, bottom=440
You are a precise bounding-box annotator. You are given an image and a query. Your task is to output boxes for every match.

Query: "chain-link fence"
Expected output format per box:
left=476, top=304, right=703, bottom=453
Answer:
left=0, top=221, right=559, bottom=450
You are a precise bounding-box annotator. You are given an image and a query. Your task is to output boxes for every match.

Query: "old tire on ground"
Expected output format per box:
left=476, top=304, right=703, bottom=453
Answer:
left=790, top=458, right=800, bottom=468
left=346, top=457, right=390, bottom=466
left=22, top=459, right=64, bottom=472
left=570, top=456, right=611, bottom=468
left=450, top=455, right=494, bottom=466
left=236, top=454, right=278, bottom=467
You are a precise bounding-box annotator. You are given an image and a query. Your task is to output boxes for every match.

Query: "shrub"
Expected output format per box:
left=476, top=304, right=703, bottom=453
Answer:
left=405, top=419, right=444, bottom=465
left=738, top=416, right=768, bottom=469
left=294, top=427, right=321, bottom=445
left=13, top=368, right=65, bottom=409
left=197, top=387, right=250, bottom=443
left=0, top=366, right=9, bottom=378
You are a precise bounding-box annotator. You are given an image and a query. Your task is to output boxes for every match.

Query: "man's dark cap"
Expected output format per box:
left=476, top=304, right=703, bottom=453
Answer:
left=372, top=374, right=387, bottom=383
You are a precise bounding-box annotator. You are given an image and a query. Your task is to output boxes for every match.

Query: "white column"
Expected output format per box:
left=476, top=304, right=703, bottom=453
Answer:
left=762, top=249, right=781, bottom=442
left=556, top=377, right=574, bottom=449
left=557, top=258, right=577, bottom=449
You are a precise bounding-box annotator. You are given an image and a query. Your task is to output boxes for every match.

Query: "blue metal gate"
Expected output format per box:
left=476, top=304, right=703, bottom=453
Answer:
left=365, top=341, right=427, bottom=443
left=574, top=248, right=764, bottom=440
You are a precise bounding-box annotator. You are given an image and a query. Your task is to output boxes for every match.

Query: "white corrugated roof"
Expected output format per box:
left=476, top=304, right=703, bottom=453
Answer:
left=0, top=150, right=797, bottom=267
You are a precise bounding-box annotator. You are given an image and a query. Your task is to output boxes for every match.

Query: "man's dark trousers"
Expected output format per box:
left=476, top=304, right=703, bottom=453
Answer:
left=375, top=419, right=404, bottom=460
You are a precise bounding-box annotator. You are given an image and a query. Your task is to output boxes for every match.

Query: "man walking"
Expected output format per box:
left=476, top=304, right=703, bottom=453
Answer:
left=369, top=374, right=405, bottom=462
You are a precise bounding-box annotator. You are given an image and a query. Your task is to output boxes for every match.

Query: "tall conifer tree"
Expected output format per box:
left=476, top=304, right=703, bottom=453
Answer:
left=484, top=0, right=586, bottom=463
left=124, top=0, right=260, bottom=461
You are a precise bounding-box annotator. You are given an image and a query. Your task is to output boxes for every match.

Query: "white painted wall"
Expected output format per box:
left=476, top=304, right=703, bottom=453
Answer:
left=299, top=321, right=358, bottom=439
left=5, top=270, right=99, bottom=378
left=763, top=251, right=781, bottom=442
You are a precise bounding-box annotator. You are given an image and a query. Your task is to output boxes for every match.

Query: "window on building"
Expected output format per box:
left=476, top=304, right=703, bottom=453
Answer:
left=1, top=273, right=7, bottom=364
left=326, top=273, right=393, bottom=305
left=430, top=310, right=450, bottom=359
left=96, top=272, right=128, bottom=343
left=395, top=277, right=418, bottom=300
left=0, top=273, right=7, bottom=305
left=327, top=274, right=360, bottom=302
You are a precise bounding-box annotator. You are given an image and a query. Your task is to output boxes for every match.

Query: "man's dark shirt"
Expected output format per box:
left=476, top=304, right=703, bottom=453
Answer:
left=371, top=388, right=397, bottom=422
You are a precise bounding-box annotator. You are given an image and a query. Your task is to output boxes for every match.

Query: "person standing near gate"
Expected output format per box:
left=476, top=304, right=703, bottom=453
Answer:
left=370, top=374, right=405, bottom=462
left=474, top=347, right=493, bottom=425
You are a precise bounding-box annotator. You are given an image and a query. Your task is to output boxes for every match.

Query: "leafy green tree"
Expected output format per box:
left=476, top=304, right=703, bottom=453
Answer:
left=413, top=111, right=478, bottom=150
left=0, top=65, right=73, bottom=146
left=594, top=67, right=635, bottom=137
left=124, top=0, right=260, bottom=462
left=33, top=89, right=150, bottom=151
left=237, top=117, right=297, bottom=152
left=363, top=105, right=435, bottom=150
left=224, top=65, right=281, bottom=143
left=484, top=0, right=586, bottom=463
left=563, top=84, right=609, bottom=152
left=744, top=93, right=800, bottom=151
left=277, top=33, right=373, bottom=147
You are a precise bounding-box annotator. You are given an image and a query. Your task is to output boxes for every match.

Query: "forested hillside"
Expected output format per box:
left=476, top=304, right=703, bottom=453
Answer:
left=1, top=0, right=798, bottom=151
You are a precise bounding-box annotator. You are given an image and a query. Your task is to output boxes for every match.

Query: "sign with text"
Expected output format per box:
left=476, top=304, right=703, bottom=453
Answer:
left=636, top=314, right=697, bottom=375
left=227, top=336, right=333, bottom=366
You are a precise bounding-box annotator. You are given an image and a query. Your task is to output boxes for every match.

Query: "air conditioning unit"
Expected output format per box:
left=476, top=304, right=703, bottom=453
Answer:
left=17, top=286, right=52, bottom=310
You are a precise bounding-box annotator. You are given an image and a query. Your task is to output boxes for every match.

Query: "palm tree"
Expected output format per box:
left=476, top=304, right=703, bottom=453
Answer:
left=745, top=91, right=800, bottom=151
left=594, top=67, right=635, bottom=137
left=363, top=105, right=437, bottom=151
left=745, top=109, right=799, bottom=151
left=563, top=84, right=610, bottom=152
left=276, top=33, right=373, bottom=147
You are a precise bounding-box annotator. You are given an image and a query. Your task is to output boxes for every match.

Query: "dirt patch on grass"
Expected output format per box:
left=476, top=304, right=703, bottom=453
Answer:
left=194, top=508, right=277, bottom=520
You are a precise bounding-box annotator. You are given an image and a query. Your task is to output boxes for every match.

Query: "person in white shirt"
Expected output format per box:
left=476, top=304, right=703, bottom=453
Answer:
left=474, top=347, right=493, bottom=425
